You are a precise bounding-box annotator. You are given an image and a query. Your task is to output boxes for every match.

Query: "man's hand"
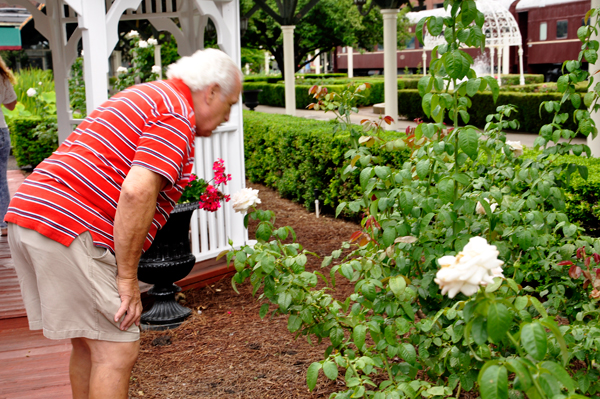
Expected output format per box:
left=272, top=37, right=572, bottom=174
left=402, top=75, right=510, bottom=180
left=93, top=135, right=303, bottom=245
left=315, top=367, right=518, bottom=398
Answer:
left=114, top=275, right=143, bottom=330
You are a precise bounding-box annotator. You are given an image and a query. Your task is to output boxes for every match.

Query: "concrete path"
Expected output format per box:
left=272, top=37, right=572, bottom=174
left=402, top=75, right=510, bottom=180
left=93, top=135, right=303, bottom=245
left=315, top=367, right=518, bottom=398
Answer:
left=245, top=104, right=586, bottom=148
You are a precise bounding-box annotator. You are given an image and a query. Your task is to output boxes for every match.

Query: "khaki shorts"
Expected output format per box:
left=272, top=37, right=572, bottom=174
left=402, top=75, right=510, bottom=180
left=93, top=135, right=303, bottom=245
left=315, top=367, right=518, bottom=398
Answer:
left=8, top=223, right=140, bottom=342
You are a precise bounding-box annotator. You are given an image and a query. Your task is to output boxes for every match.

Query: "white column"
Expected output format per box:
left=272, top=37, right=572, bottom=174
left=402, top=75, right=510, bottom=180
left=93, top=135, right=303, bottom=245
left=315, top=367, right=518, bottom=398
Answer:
left=264, top=51, right=270, bottom=74
left=503, top=40, right=510, bottom=75
left=490, top=46, right=495, bottom=78
left=282, top=25, right=296, bottom=115
left=497, top=45, right=503, bottom=87
left=422, top=50, right=427, bottom=76
left=314, top=51, right=321, bottom=74
left=518, top=45, right=525, bottom=86
left=382, top=9, right=399, bottom=130
left=589, top=0, right=600, bottom=156
left=323, top=51, right=329, bottom=73
left=348, top=46, right=354, bottom=78
left=79, top=0, right=109, bottom=110
left=154, top=45, right=162, bottom=80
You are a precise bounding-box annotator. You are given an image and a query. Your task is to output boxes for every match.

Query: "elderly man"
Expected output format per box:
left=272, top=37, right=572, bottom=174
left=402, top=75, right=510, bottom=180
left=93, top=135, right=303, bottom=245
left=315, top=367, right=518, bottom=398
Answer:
left=6, top=48, right=242, bottom=399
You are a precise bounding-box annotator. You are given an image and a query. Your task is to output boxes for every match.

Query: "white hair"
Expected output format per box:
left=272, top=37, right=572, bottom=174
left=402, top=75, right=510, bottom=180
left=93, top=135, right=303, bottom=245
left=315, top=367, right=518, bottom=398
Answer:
left=166, top=48, right=242, bottom=96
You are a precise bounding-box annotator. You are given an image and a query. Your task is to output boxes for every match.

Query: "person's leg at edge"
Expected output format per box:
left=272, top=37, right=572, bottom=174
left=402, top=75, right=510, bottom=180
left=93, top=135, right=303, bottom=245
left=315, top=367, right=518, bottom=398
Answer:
left=70, top=338, right=140, bottom=399
left=0, top=128, right=11, bottom=236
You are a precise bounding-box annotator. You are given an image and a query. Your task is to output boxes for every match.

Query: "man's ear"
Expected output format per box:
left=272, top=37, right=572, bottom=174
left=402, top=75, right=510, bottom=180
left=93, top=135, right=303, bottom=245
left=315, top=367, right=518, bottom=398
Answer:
left=206, top=84, right=222, bottom=105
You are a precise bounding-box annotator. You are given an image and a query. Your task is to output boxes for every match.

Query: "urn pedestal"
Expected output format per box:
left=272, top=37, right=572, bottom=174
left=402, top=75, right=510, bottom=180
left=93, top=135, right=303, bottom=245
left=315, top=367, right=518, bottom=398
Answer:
left=137, top=202, right=198, bottom=330
left=243, top=89, right=262, bottom=111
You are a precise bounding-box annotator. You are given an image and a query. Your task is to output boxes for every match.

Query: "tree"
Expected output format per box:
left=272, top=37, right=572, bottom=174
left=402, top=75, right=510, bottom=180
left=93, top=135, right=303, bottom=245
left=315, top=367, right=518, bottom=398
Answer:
left=241, top=0, right=413, bottom=78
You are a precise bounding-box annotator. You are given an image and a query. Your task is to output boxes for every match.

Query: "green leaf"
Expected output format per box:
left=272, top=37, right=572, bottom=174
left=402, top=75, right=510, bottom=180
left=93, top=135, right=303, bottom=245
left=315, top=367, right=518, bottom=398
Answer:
left=382, top=227, right=397, bottom=247
left=437, top=177, right=455, bottom=204
left=288, top=314, right=302, bottom=332
left=514, top=296, right=529, bottom=311
left=323, top=360, right=338, bottom=380
left=389, top=275, right=406, bottom=298
left=570, top=93, right=581, bottom=109
left=306, top=362, right=322, bottom=391
left=398, top=343, right=417, bottom=365
left=256, top=222, right=273, bottom=242
left=278, top=292, right=292, bottom=312
left=540, top=361, right=575, bottom=393
left=521, top=322, right=547, bottom=361
left=459, top=128, right=479, bottom=159
left=479, top=365, right=508, bottom=399
left=467, top=78, right=482, bottom=97
left=505, top=359, right=533, bottom=392
left=330, top=327, right=344, bottom=347
left=472, top=316, right=488, bottom=345
left=444, top=50, right=470, bottom=79
left=362, top=282, right=377, bottom=301
left=529, top=296, right=548, bottom=318
left=335, top=202, right=347, bottom=217
left=259, top=303, right=269, bottom=318
left=261, top=255, right=276, bottom=274
left=487, top=302, right=512, bottom=343
left=416, top=159, right=431, bottom=180
left=353, top=325, right=367, bottom=350
left=360, top=167, right=372, bottom=190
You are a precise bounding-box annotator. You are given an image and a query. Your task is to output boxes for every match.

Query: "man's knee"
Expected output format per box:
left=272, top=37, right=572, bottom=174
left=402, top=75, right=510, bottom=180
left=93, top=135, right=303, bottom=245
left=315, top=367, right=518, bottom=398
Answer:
left=86, top=339, right=140, bottom=370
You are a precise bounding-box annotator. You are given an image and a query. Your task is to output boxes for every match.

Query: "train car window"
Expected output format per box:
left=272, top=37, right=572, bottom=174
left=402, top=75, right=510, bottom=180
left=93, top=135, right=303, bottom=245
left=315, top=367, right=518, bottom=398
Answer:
left=540, top=22, right=547, bottom=41
left=405, top=36, right=416, bottom=49
left=557, top=20, right=568, bottom=39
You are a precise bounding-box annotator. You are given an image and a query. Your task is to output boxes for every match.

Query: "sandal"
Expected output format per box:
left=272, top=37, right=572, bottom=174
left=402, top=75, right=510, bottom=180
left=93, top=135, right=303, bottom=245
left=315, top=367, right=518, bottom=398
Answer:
left=1, top=228, right=7, bottom=236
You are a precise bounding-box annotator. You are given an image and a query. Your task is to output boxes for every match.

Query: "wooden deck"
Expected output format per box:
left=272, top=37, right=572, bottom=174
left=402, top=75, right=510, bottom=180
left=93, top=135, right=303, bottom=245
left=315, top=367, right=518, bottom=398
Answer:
left=0, top=170, right=233, bottom=397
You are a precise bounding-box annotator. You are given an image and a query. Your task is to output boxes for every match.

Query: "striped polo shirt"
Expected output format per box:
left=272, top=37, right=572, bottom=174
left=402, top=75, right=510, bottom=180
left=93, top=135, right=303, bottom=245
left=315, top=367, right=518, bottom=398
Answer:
left=5, top=78, right=196, bottom=253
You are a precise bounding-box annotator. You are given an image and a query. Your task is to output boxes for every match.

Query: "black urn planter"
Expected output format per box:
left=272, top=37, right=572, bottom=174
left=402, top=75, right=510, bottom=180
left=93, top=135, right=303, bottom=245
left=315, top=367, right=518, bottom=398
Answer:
left=243, top=89, right=262, bottom=111
left=137, top=201, right=198, bottom=330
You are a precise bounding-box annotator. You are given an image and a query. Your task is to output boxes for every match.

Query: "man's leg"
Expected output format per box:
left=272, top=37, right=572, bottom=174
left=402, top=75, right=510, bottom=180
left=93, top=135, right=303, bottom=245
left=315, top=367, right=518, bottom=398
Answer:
left=70, top=338, right=92, bottom=399
left=71, top=338, right=139, bottom=399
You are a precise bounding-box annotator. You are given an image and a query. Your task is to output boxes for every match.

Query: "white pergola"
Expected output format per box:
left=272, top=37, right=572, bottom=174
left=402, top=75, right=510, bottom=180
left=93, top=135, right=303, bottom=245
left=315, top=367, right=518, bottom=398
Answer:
left=9, top=0, right=249, bottom=261
left=408, top=0, right=525, bottom=86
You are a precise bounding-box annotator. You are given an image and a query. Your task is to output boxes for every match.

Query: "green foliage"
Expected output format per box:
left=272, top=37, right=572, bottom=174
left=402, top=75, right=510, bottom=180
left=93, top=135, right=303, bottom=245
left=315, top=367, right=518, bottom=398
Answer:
left=113, top=31, right=161, bottom=92
left=243, top=110, right=409, bottom=216
left=9, top=117, right=58, bottom=167
left=241, top=48, right=267, bottom=74
left=243, top=80, right=385, bottom=109
left=13, top=68, right=54, bottom=113
left=69, top=57, right=86, bottom=117
left=231, top=2, right=600, bottom=398
left=398, top=89, right=585, bottom=133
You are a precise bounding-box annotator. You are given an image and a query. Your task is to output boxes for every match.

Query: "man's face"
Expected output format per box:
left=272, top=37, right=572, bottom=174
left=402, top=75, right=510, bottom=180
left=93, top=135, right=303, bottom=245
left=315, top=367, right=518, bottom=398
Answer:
left=193, top=80, right=242, bottom=137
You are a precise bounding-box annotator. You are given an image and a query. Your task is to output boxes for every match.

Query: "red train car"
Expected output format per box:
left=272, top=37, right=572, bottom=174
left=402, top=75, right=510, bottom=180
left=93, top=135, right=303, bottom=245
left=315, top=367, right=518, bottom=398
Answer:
left=335, top=0, right=592, bottom=81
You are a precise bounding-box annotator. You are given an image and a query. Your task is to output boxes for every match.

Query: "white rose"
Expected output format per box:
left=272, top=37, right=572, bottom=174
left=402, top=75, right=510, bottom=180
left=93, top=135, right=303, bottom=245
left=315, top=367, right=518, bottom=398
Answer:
left=506, top=140, right=524, bottom=157
left=148, top=38, right=158, bottom=46
left=125, top=30, right=139, bottom=39
left=475, top=198, right=497, bottom=215
left=38, top=81, right=42, bottom=86
left=138, top=40, right=148, bottom=48
left=116, top=66, right=128, bottom=74
left=231, top=188, right=261, bottom=214
left=151, top=65, right=161, bottom=74
left=357, top=83, right=366, bottom=91
left=26, top=88, right=37, bottom=97
left=434, top=237, right=504, bottom=298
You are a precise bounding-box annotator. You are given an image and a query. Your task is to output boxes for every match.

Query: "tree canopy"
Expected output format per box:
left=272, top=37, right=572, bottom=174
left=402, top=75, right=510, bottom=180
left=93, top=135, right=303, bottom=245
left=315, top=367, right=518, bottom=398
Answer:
left=241, top=0, right=413, bottom=77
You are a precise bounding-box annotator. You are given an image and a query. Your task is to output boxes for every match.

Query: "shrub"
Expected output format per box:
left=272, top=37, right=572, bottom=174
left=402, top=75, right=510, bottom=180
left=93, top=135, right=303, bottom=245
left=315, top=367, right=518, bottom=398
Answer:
left=243, top=111, right=409, bottom=216
left=398, top=89, right=584, bottom=133
left=13, top=69, right=54, bottom=114
left=9, top=117, right=58, bottom=168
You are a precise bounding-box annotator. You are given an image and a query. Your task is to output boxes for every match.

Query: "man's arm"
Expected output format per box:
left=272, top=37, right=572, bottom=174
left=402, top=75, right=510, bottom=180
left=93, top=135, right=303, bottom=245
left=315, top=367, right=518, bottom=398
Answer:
left=113, top=165, right=167, bottom=330
left=2, top=99, right=16, bottom=111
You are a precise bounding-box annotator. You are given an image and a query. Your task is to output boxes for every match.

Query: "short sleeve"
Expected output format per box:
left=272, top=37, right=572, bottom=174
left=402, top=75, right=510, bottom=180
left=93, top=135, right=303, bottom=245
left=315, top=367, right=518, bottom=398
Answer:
left=1, top=80, right=16, bottom=105
left=132, top=112, right=194, bottom=190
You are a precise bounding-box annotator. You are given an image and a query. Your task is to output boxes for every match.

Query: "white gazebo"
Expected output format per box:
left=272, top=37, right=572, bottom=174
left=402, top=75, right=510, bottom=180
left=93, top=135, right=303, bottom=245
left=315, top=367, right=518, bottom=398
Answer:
left=408, top=0, right=525, bottom=86
left=8, top=0, right=249, bottom=263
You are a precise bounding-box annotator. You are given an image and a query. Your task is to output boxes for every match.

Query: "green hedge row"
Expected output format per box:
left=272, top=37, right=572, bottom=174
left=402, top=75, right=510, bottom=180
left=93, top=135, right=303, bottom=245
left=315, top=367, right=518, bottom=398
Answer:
left=243, top=111, right=409, bottom=216
left=499, top=81, right=588, bottom=94
left=244, top=73, right=347, bottom=84
left=9, top=117, right=58, bottom=168
left=398, top=89, right=584, bottom=133
left=243, top=80, right=386, bottom=109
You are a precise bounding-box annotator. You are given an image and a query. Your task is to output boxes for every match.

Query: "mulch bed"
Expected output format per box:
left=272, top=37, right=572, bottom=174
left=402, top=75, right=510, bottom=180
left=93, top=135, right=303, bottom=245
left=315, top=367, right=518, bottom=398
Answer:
left=129, top=181, right=361, bottom=398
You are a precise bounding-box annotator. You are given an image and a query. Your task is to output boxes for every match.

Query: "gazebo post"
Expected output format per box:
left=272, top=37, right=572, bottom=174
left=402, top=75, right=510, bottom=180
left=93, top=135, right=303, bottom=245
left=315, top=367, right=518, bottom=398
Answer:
left=490, top=46, right=495, bottom=78
left=282, top=25, right=296, bottom=116
left=518, top=45, right=525, bottom=86
left=348, top=47, right=354, bottom=78
left=422, top=50, right=427, bottom=76
left=588, top=0, right=600, bottom=156
left=497, top=45, right=502, bottom=87
left=382, top=8, right=399, bottom=130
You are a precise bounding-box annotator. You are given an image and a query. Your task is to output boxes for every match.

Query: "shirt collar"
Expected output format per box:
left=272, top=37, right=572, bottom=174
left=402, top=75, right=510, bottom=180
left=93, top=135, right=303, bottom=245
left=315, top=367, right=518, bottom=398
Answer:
left=168, top=78, right=195, bottom=112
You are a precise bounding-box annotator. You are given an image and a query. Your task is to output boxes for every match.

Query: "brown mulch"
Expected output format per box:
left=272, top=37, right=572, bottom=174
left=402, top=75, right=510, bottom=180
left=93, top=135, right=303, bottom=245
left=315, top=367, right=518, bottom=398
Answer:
left=129, top=181, right=361, bottom=399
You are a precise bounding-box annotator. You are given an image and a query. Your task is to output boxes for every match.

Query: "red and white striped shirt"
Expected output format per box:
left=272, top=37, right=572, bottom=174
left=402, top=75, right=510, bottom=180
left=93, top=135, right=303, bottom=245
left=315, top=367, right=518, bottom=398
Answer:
left=6, top=78, right=196, bottom=252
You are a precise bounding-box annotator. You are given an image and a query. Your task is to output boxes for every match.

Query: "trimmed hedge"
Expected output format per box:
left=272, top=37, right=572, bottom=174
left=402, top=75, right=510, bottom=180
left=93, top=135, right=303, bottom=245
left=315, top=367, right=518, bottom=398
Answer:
left=243, top=111, right=409, bottom=216
left=243, top=80, right=386, bottom=109
left=9, top=117, right=58, bottom=168
left=244, top=73, right=348, bottom=84
left=499, top=82, right=588, bottom=94
left=398, top=89, right=584, bottom=133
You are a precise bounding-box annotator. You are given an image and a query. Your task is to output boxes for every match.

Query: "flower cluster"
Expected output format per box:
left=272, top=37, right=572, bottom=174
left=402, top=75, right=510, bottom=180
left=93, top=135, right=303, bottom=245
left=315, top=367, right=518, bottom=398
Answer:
left=179, top=159, right=231, bottom=212
left=435, top=237, right=504, bottom=298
